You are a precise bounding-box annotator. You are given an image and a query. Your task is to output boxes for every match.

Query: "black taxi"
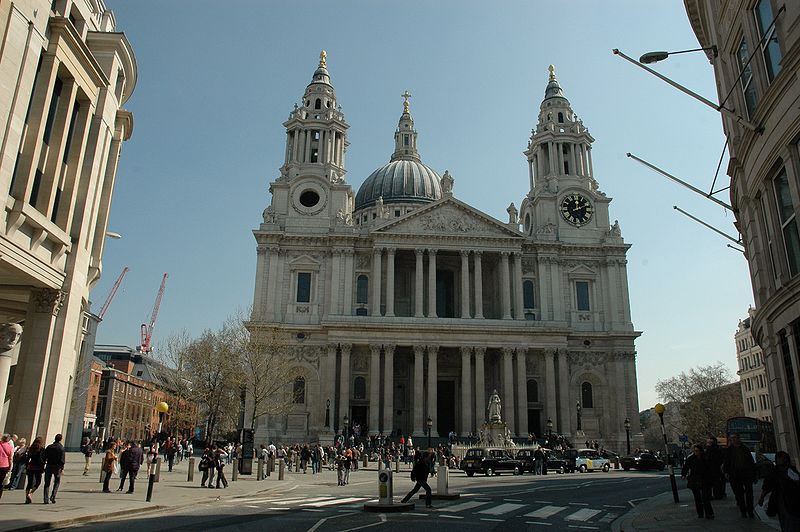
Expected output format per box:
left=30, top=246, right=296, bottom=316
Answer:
left=461, top=447, right=523, bottom=477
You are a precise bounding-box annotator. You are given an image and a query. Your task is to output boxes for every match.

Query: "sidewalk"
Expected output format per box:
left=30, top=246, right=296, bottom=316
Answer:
left=0, top=452, right=348, bottom=532
left=613, top=487, right=781, bottom=532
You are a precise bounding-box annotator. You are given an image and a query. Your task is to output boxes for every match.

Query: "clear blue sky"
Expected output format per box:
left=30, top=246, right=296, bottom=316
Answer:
left=98, top=0, right=752, bottom=411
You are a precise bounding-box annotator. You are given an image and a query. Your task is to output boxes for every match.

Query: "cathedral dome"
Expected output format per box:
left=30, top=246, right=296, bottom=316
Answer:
left=355, top=159, right=441, bottom=210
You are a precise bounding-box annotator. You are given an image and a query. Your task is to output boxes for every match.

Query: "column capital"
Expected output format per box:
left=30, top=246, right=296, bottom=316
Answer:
left=460, top=346, right=472, bottom=356
left=460, top=250, right=470, bottom=258
left=427, top=248, right=437, bottom=256
left=500, top=251, right=511, bottom=258
left=413, top=344, right=426, bottom=356
left=474, top=346, right=486, bottom=357
left=256, top=244, right=269, bottom=255
left=516, top=346, right=528, bottom=355
left=31, top=288, right=66, bottom=316
left=341, top=248, right=355, bottom=256
left=373, top=247, right=383, bottom=255
left=369, top=344, right=382, bottom=355
left=415, top=248, right=425, bottom=257
left=383, top=343, right=396, bottom=353
left=426, top=345, right=439, bottom=355
left=501, top=346, right=514, bottom=357
left=385, top=247, right=396, bottom=255
left=327, top=342, right=338, bottom=352
left=340, top=343, right=353, bottom=355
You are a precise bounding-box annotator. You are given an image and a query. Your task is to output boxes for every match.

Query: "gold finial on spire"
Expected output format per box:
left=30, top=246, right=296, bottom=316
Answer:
left=548, top=64, right=556, bottom=81
left=319, top=50, right=327, bottom=68
left=402, top=90, right=412, bottom=114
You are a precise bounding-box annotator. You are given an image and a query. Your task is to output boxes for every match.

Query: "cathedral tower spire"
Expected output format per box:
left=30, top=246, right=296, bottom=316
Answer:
left=281, top=50, right=349, bottom=182
left=524, top=65, right=596, bottom=195
left=390, top=91, right=421, bottom=162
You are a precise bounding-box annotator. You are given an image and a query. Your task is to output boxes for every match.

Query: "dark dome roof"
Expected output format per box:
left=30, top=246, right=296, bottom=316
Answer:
left=355, top=160, right=442, bottom=210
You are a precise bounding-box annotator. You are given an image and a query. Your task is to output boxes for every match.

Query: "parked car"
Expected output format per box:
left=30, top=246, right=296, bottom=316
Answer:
left=575, top=448, right=611, bottom=472
left=461, top=448, right=523, bottom=477
left=563, top=448, right=578, bottom=473
left=515, top=449, right=536, bottom=473
left=544, top=449, right=566, bottom=473
left=620, top=452, right=665, bottom=471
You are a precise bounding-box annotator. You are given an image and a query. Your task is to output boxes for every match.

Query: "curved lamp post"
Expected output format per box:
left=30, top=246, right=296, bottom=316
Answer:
left=546, top=417, right=553, bottom=441
left=343, top=415, right=349, bottom=444
left=576, top=402, right=582, bottom=431
left=426, top=416, right=433, bottom=449
left=655, top=403, right=679, bottom=503
left=624, top=417, right=631, bottom=455
left=156, top=401, right=169, bottom=439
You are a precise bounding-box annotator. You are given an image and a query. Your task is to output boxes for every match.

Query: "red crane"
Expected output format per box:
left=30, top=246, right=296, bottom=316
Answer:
left=138, top=273, right=168, bottom=354
left=97, top=266, right=129, bottom=321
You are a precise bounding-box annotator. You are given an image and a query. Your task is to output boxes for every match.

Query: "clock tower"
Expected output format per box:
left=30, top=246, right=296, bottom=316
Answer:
left=520, top=66, right=613, bottom=244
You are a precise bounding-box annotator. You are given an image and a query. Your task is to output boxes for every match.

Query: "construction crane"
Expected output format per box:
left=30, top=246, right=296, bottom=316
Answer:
left=97, top=266, right=129, bottom=321
left=138, top=273, right=168, bottom=354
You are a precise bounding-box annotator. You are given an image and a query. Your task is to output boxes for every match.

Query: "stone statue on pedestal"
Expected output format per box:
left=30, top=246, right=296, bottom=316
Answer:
left=488, top=389, right=502, bottom=422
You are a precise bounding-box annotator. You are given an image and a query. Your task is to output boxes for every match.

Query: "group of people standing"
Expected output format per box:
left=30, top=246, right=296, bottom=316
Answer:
left=682, top=433, right=800, bottom=530
left=99, top=440, right=145, bottom=493
left=0, top=433, right=64, bottom=504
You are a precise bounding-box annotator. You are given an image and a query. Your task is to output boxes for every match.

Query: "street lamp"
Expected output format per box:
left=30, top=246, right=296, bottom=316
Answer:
left=639, top=46, right=717, bottom=64
left=426, top=416, right=433, bottom=449
left=325, top=399, right=330, bottom=429
left=546, top=418, right=553, bottom=441
left=654, top=403, right=679, bottom=503
left=343, top=415, right=349, bottom=445
left=576, top=402, right=582, bottom=431
left=156, top=401, right=169, bottom=441
left=624, top=418, right=631, bottom=455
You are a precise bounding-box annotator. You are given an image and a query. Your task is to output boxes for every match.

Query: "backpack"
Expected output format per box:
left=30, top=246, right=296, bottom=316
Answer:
left=199, top=456, right=210, bottom=471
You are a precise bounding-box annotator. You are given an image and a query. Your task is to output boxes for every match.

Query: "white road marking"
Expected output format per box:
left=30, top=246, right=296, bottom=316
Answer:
left=303, top=497, right=367, bottom=507
left=525, top=505, right=567, bottom=519
left=535, top=500, right=554, bottom=504
left=525, top=523, right=553, bottom=527
left=477, top=503, right=526, bottom=515
left=569, top=502, right=590, bottom=506
left=603, top=505, right=626, bottom=509
left=480, top=518, right=505, bottom=522
left=565, top=508, right=601, bottom=521
left=278, top=496, right=336, bottom=505
left=302, top=508, right=324, bottom=512
left=438, top=501, right=491, bottom=512
left=504, top=498, right=523, bottom=502
left=440, top=515, right=464, bottom=519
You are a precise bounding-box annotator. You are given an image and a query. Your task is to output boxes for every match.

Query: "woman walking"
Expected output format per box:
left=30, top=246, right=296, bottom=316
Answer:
left=24, top=437, right=44, bottom=504
left=0, top=434, right=13, bottom=499
left=215, top=447, right=228, bottom=489
left=682, top=444, right=714, bottom=519
left=102, top=442, right=117, bottom=493
left=7, top=437, right=27, bottom=490
left=759, top=451, right=800, bottom=531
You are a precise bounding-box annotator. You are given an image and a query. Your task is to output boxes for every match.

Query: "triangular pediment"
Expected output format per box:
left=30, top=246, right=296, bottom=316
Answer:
left=374, top=197, right=523, bottom=238
left=288, top=254, right=321, bottom=267
left=567, top=264, right=597, bottom=276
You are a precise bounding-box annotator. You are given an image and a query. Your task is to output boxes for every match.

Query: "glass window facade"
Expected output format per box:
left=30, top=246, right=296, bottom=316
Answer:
left=576, top=281, right=590, bottom=311
left=755, top=0, right=782, bottom=82
left=296, top=272, right=311, bottom=303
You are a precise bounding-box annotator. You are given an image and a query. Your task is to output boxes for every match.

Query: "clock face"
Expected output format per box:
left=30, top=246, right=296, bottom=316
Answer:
left=560, top=193, right=593, bottom=226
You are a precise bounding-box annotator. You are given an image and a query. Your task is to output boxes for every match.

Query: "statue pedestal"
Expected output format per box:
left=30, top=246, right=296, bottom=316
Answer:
left=478, top=421, right=515, bottom=448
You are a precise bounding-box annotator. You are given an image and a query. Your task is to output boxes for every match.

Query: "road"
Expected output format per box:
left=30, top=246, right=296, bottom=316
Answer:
left=63, top=468, right=672, bottom=531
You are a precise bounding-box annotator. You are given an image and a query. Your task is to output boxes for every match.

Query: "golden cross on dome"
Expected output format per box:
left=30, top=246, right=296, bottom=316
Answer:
left=548, top=64, right=556, bottom=81
left=402, top=90, right=412, bottom=113
left=319, top=50, right=327, bottom=68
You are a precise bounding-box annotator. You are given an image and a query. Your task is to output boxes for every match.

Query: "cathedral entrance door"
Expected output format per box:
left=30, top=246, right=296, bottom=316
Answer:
left=528, top=409, right=541, bottom=438
left=437, top=380, right=456, bottom=437
left=436, top=270, right=455, bottom=318
left=351, top=406, right=367, bottom=438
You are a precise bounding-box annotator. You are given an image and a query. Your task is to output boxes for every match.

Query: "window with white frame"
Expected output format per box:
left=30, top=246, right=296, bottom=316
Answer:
left=773, top=167, right=800, bottom=276
left=296, top=272, right=312, bottom=303
left=575, top=281, right=590, bottom=311
left=737, top=37, right=758, bottom=119
left=754, top=0, right=782, bottom=82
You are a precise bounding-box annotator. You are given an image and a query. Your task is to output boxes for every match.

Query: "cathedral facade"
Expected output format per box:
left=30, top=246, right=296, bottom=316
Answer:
left=248, top=53, right=641, bottom=451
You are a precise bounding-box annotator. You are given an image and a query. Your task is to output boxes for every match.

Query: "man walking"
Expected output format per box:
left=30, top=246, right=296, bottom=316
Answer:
left=42, top=434, right=65, bottom=504
left=116, top=442, right=131, bottom=491
left=724, top=433, right=756, bottom=518
left=705, top=436, right=725, bottom=499
left=401, top=450, right=432, bottom=508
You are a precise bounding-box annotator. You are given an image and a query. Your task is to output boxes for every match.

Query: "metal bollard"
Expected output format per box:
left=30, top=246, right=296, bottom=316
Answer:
left=363, top=454, right=368, bottom=468
left=232, top=458, right=239, bottom=481
left=267, top=456, right=273, bottom=476
left=279, top=460, right=285, bottom=480
left=155, top=457, right=162, bottom=482
left=395, top=457, right=400, bottom=473
left=257, top=458, right=264, bottom=480
left=188, top=458, right=195, bottom=481
left=295, top=456, right=300, bottom=471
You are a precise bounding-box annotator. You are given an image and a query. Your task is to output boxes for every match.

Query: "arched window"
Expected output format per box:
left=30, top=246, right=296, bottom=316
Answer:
left=314, top=98, right=322, bottom=109
left=293, top=376, right=305, bottom=404
left=523, top=280, right=535, bottom=309
left=527, top=379, right=539, bottom=402
left=558, top=112, right=564, bottom=123
left=353, top=376, right=366, bottom=400
left=581, top=381, right=593, bottom=408
left=356, top=275, right=369, bottom=304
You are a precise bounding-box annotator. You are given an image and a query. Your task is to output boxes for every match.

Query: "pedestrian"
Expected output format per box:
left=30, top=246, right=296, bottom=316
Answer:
left=116, top=441, right=131, bottom=491
left=401, top=450, right=432, bottom=508
left=724, top=432, right=756, bottom=518
left=200, top=447, right=215, bottom=487
left=682, top=444, right=714, bottom=519
left=0, top=434, right=12, bottom=499
left=23, top=437, right=44, bottom=504
left=7, top=437, right=27, bottom=490
left=534, top=447, right=545, bottom=475
left=102, top=441, right=117, bottom=493
left=215, top=447, right=228, bottom=489
left=41, top=434, right=65, bottom=504
left=705, top=435, right=726, bottom=499
left=165, top=437, right=176, bottom=472
left=80, top=436, right=93, bottom=476
left=123, top=441, right=143, bottom=493
left=758, top=451, right=800, bottom=531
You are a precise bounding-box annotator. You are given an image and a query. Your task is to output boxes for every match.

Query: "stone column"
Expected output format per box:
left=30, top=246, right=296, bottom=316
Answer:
left=330, top=250, right=341, bottom=316
left=460, top=251, right=470, bottom=318
left=502, top=347, right=515, bottom=434
left=558, top=350, right=571, bottom=435
left=274, top=250, right=286, bottom=320
left=427, top=345, right=438, bottom=436
left=537, top=257, right=550, bottom=321
left=385, top=248, right=396, bottom=317
left=414, top=249, right=424, bottom=317
left=500, top=252, right=512, bottom=319
left=338, top=344, right=351, bottom=430
left=372, top=247, right=382, bottom=317
left=473, top=251, right=484, bottom=319
left=516, top=348, right=528, bottom=436
left=413, top=345, right=425, bottom=435
left=264, top=246, right=279, bottom=320
left=427, top=249, right=437, bottom=318
left=342, top=249, right=354, bottom=315
left=383, top=344, right=395, bottom=434
left=545, top=349, right=557, bottom=429
left=0, top=324, right=22, bottom=434
left=474, top=347, right=486, bottom=426
left=252, top=245, right=269, bottom=319
left=513, top=252, right=524, bottom=320
left=369, top=344, right=381, bottom=434
left=616, top=353, right=628, bottom=431
left=587, top=146, right=594, bottom=178
left=460, top=346, right=472, bottom=435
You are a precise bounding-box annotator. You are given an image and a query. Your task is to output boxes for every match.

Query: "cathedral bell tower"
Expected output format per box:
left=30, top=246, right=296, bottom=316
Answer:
left=520, top=66, right=612, bottom=242
left=281, top=51, right=349, bottom=183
